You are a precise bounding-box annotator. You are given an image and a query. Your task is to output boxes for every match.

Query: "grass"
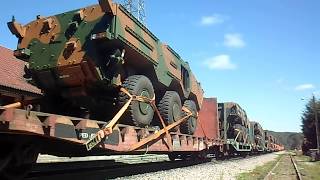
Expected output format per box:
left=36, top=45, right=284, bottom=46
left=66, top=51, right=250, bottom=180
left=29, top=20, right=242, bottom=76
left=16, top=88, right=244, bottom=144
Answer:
left=294, top=154, right=320, bottom=180
left=237, top=154, right=283, bottom=180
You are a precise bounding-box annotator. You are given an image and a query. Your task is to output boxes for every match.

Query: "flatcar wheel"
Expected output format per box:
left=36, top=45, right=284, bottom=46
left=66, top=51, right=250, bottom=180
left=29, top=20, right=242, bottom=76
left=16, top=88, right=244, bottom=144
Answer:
left=119, top=75, right=155, bottom=127
left=0, top=143, right=38, bottom=180
left=168, top=153, right=178, bottom=161
left=180, top=100, right=197, bottom=135
left=241, top=152, right=248, bottom=158
left=158, top=91, right=182, bottom=131
left=0, top=143, right=14, bottom=172
left=197, top=150, right=208, bottom=160
left=215, top=151, right=225, bottom=160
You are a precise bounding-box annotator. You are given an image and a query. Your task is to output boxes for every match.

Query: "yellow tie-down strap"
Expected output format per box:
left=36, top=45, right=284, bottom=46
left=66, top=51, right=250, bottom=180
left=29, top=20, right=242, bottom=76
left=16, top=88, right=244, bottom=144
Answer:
left=85, top=87, right=193, bottom=151
left=129, top=106, right=192, bottom=151
left=85, top=87, right=156, bottom=151
left=3, top=102, right=22, bottom=109
left=86, top=87, right=133, bottom=151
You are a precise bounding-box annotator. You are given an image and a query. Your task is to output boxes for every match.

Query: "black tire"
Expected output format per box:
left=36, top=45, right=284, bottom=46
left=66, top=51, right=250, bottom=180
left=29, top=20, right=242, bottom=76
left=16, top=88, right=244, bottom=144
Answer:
left=119, top=75, right=154, bottom=127
left=158, top=91, right=182, bottom=131
left=180, top=100, right=198, bottom=135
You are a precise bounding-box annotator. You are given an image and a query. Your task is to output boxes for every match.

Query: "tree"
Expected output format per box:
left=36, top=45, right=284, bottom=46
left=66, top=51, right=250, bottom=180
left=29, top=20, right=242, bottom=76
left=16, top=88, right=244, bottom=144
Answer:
left=301, top=97, right=320, bottom=151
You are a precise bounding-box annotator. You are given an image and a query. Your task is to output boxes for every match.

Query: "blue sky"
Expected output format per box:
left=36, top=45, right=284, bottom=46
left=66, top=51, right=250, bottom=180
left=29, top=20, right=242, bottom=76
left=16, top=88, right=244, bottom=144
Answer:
left=1, top=0, right=319, bottom=132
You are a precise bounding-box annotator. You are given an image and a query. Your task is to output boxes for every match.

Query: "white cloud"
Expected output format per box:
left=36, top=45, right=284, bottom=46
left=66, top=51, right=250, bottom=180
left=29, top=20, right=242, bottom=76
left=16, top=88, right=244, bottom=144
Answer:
left=224, top=33, right=246, bottom=48
left=204, top=54, right=237, bottom=70
left=200, top=14, right=225, bottom=26
left=295, top=84, right=315, bottom=91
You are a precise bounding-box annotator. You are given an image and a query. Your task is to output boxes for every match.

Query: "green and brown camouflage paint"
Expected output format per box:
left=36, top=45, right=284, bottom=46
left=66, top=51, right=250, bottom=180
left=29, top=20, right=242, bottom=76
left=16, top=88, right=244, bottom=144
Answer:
left=218, top=102, right=250, bottom=142
left=8, top=0, right=203, bottom=115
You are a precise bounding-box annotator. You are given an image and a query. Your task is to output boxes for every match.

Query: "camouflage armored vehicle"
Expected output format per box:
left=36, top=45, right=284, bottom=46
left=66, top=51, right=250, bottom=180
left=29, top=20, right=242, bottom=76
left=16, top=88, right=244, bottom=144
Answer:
left=8, top=0, right=203, bottom=134
left=264, top=132, right=275, bottom=151
left=218, top=102, right=250, bottom=143
left=249, top=121, right=265, bottom=151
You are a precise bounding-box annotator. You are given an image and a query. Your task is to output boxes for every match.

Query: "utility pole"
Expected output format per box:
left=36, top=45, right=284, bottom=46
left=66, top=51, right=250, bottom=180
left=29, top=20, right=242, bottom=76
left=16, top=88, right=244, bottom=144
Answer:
left=122, top=0, right=146, bottom=25
left=312, top=94, right=320, bottom=153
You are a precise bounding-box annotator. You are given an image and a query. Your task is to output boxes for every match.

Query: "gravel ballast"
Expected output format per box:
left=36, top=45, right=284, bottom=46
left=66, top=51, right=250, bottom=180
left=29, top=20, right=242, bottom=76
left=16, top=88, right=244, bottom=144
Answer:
left=116, top=152, right=282, bottom=180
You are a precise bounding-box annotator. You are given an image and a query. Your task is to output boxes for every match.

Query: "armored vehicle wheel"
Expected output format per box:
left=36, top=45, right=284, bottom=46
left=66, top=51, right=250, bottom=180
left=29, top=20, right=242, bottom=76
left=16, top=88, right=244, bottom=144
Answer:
left=158, top=91, right=182, bottom=131
left=120, top=75, right=155, bottom=127
left=168, top=153, right=189, bottom=161
left=180, top=100, right=197, bottom=135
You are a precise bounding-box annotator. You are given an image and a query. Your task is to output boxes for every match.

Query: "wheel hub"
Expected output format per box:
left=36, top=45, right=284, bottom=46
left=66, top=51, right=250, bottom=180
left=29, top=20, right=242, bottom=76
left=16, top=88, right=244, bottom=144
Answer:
left=189, top=110, right=195, bottom=128
left=172, top=103, right=180, bottom=121
left=139, top=90, right=151, bottom=115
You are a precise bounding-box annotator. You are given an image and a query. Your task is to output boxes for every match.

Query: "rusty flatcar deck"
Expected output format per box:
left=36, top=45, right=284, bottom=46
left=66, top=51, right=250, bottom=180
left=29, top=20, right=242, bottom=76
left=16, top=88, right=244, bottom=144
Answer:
left=0, top=107, right=223, bottom=157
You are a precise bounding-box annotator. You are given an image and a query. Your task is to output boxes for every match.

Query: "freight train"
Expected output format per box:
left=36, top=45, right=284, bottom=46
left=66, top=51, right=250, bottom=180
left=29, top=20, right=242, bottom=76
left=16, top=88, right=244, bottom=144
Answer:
left=0, top=0, right=283, bottom=179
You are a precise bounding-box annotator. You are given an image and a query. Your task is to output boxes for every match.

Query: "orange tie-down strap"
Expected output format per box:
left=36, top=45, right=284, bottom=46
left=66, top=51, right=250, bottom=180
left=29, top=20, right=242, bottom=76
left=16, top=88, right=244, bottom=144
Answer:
left=2, top=102, right=22, bottom=109
left=85, top=87, right=192, bottom=151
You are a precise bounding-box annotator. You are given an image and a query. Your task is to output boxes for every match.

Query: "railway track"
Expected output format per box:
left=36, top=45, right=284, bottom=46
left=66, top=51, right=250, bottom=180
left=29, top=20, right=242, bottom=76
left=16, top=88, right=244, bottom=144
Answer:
left=26, top=155, right=210, bottom=180
left=264, top=153, right=302, bottom=180
left=290, top=154, right=303, bottom=180
left=26, top=153, right=270, bottom=180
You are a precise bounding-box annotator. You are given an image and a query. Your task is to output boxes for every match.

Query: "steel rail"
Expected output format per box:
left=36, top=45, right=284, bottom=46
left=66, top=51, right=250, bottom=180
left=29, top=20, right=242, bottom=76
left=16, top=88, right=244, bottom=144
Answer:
left=290, top=154, right=302, bottom=180
left=28, top=152, right=276, bottom=180
left=26, top=157, right=209, bottom=180
left=264, top=153, right=302, bottom=180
